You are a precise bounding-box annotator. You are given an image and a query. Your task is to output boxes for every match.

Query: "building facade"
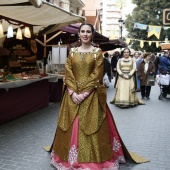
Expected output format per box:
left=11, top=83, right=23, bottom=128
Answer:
left=81, top=0, right=101, bottom=32
left=48, top=0, right=85, bottom=14
left=100, top=0, right=121, bottom=39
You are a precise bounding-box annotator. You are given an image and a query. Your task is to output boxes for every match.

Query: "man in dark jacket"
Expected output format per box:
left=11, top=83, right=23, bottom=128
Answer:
left=159, top=51, right=170, bottom=74
left=103, top=52, right=111, bottom=86
left=111, top=51, right=122, bottom=78
left=159, top=51, right=170, bottom=97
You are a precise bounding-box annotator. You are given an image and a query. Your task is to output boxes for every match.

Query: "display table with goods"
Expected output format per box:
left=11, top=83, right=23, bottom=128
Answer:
left=47, top=73, right=64, bottom=102
left=0, top=73, right=60, bottom=124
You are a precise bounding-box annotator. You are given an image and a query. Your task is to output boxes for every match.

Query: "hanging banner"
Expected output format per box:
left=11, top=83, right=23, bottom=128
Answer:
left=125, top=37, right=169, bottom=49
left=163, top=26, right=170, bottom=30
left=140, top=40, right=144, bottom=48
left=134, top=22, right=148, bottom=30
left=147, top=25, right=161, bottom=39
left=126, top=38, right=131, bottom=44
left=156, top=42, right=159, bottom=48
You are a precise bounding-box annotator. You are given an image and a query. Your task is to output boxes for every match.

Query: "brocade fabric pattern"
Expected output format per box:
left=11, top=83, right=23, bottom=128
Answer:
left=51, top=48, right=149, bottom=169
left=54, top=48, right=111, bottom=162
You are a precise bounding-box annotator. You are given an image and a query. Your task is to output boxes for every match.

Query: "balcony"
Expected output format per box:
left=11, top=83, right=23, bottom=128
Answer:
left=70, top=0, right=85, bottom=8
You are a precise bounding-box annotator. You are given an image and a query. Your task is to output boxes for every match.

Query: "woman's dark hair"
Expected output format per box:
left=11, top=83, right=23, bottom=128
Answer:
left=143, top=52, right=151, bottom=58
left=122, top=48, right=131, bottom=54
left=78, top=23, right=95, bottom=34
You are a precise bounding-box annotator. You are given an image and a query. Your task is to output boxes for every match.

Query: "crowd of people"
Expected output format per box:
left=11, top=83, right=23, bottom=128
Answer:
left=45, top=22, right=170, bottom=170
left=103, top=49, right=170, bottom=106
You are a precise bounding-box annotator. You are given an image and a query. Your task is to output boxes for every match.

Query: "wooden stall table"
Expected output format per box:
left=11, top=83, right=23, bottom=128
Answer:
left=48, top=73, right=64, bottom=102
left=0, top=75, right=58, bottom=124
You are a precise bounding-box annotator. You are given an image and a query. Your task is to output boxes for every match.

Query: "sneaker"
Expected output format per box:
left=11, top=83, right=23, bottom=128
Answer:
left=142, top=96, right=145, bottom=99
left=146, top=97, right=150, bottom=99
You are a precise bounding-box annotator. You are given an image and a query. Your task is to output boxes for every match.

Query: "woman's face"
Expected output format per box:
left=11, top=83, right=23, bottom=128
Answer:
left=146, top=55, right=150, bottom=61
left=123, top=49, right=130, bottom=58
left=79, top=25, right=93, bottom=44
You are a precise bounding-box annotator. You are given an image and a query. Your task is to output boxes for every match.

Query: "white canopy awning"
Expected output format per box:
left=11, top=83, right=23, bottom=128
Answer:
left=0, top=0, right=85, bottom=34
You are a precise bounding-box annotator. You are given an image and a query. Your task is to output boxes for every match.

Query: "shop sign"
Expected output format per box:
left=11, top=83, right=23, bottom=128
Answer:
left=163, top=9, right=170, bottom=25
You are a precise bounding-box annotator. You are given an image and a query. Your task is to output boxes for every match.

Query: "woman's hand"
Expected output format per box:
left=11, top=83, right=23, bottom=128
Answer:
left=71, top=92, right=77, bottom=104
left=78, top=94, right=85, bottom=102
left=123, top=74, right=129, bottom=79
left=72, top=92, right=84, bottom=104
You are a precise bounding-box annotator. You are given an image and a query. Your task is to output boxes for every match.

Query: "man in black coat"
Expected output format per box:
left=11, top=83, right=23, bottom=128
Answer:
left=111, top=51, right=122, bottom=78
left=103, top=52, right=111, bottom=86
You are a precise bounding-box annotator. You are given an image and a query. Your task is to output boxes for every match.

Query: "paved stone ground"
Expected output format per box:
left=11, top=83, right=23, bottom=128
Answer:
left=0, top=79, right=170, bottom=170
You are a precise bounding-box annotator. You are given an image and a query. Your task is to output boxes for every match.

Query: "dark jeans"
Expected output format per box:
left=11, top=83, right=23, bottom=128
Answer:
left=141, top=86, right=151, bottom=97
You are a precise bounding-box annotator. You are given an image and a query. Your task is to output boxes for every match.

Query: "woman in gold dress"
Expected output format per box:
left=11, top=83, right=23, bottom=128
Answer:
left=110, top=48, right=144, bottom=108
left=50, top=24, right=148, bottom=169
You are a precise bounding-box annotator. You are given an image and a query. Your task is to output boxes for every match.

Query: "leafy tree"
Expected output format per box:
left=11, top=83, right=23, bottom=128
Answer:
left=115, top=0, right=127, bottom=10
left=125, top=0, right=170, bottom=52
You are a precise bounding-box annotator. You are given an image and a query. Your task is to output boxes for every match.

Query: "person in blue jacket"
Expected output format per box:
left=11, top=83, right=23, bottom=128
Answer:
left=159, top=51, right=170, bottom=74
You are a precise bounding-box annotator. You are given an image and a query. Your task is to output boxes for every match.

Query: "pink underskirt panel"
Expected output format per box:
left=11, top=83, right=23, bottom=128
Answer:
left=51, top=105, right=126, bottom=170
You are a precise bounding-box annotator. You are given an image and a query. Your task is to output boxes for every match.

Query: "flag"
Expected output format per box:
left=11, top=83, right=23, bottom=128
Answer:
left=148, top=41, right=152, bottom=46
left=147, top=25, right=161, bottom=39
left=163, top=26, right=170, bottom=30
left=156, top=42, right=159, bottom=48
left=140, top=40, right=144, bottom=48
left=126, top=38, right=131, bottom=44
left=134, top=22, right=148, bottom=30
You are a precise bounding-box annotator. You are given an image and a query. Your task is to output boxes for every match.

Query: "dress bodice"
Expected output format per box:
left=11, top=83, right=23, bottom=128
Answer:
left=119, top=58, right=134, bottom=73
left=72, top=51, right=96, bottom=83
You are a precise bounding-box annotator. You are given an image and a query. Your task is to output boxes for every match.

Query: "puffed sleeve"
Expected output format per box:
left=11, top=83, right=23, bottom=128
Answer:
left=116, top=59, right=124, bottom=76
left=64, top=48, right=77, bottom=92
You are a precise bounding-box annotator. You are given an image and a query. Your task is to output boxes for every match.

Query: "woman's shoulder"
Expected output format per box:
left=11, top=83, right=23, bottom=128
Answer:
left=69, top=47, right=78, bottom=53
left=92, top=47, right=101, bottom=53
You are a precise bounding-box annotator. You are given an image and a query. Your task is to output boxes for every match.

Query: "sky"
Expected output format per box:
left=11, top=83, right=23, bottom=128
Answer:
left=122, top=0, right=136, bottom=36
left=122, top=0, right=136, bottom=16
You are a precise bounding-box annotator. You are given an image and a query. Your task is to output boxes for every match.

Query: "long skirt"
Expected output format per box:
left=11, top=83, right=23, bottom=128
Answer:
left=110, top=76, right=144, bottom=107
left=50, top=105, right=149, bottom=170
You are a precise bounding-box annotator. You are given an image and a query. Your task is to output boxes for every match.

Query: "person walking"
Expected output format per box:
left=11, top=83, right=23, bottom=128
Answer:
left=110, top=48, right=144, bottom=108
left=154, top=53, right=161, bottom=77
left=159, top=51, right=170, bottom=74
left=49, top=23, right=149, bottom=170
left=134, top=52, right=142, bottom=92
left=103, top=52, right=112, bottom=84
left=111, top=51, right=121, bottom=78
left=158, top=51, right=170, bottom=97
left=137, top=53, right=155, bottom=99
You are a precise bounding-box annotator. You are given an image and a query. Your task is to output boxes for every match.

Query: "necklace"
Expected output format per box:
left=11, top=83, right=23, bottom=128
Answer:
left=122, top=57, right=131, bottom=62
left=80, top=53, right=84, bottom=61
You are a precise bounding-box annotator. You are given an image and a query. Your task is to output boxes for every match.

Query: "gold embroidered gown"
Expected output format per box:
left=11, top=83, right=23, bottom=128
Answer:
left=48, top=48, right=149, bottom=169
left=110, top=58, right=144, bottom=107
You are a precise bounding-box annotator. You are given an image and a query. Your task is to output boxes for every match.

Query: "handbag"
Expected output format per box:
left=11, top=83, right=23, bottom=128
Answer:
left=103, top=73, right=110, bottom=85
left=160, top=74, right=170, bottom=85
left=147, top=74, right=155, bottom=86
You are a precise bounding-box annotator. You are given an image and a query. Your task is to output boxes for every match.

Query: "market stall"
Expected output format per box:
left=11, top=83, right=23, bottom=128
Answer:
left=0, top=0, right=85, bottom=124
left=160, top=43, right=170, bottom=50
left=99, top=39, right=128, bottom=51
left=0, top=75, right=58, bottom=124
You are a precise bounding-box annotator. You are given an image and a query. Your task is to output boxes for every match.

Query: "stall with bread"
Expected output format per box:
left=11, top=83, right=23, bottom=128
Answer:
left=0, top=0, right=85, bottom=124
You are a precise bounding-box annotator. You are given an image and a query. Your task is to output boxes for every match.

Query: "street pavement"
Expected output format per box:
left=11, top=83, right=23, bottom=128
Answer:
left=0, top=79, right=170, bottom=170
